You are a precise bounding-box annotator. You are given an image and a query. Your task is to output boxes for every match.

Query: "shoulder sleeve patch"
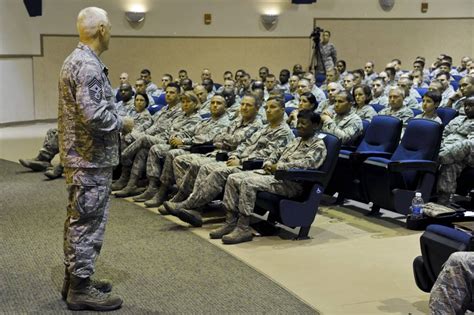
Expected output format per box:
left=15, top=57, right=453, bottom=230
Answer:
left=88, top=77, right=103, bottom=104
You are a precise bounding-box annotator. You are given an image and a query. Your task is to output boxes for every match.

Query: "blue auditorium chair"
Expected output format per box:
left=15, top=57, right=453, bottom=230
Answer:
left=416, top=88, right=428, bottom=97
left=370, top=104, right=385, bottom=113
left=451, top=81, right=459, bottom=91
left=361, top=119, right=443, bottom=215
left=315, top=73, right=326, bottom=87
left=326, top=115, right=402, bottom=202
left=148, top=104, right=165, bottom=115
left=452, top=75, right=462, bottom=82
left=252, top=132, right=341, bottom=239
left=341, top=119, right=370, bottom=152
left=284, top=93, right=294, bottom=103
left=413, top=224, right=474, bottom=293
left=412, top=108, right=423, bottom=117
left=115, top=90, right=122, bottom=102
left=285, top=107, right=297, bottom=116
left=152, top=94, right=167, bottom=106
left=436, top=107, right=458, bottom=126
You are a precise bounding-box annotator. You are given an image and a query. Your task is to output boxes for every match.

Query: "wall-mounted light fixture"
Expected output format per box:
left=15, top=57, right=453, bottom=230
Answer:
left=125, top=11, right=145, bottom=24
left=260, top=14, right=278, bottom=30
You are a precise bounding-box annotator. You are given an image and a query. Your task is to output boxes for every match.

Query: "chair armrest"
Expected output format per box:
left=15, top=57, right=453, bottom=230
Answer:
left=350, top=151, right=392, bottom=164
left=189, top=143, right=215, bottom=154
left=274, top=169, right=326, bottom=183
left=387, top=160, right=438, bottom=173
left=242, top=159, right=264, bottom=170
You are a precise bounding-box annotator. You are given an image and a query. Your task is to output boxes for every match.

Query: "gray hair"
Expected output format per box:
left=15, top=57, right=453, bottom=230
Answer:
left=389, top=86, right=405, bottom=98
left=77, top=7, right=109, bottom=39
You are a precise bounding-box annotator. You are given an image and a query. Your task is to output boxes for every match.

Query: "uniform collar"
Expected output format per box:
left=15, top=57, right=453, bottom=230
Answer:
left=77, top=42, right=109, bottom=76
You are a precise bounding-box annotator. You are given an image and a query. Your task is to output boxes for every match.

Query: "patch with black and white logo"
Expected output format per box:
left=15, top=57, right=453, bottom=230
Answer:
left=88, top=77, right=103, bottom=103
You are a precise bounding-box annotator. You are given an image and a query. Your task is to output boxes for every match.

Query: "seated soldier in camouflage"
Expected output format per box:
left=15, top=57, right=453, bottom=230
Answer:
left=437, top=97, right=474, bottom=204
left=378, top=87, right=414, bottom=128
left=398, top=77, right=421, bottom=110
left=121, top=92, right=153, bottom=146
left=155, top=94, right=263, bottom=212
left=136, top=94, right=231, bottom=205
left=414, top=90, right=442, bottom=124
left=285, top=79, right=311, bottom=109
left=210, top=110, right=328, bottom=244
left=321, top=91, right=363, bottom=146
left=287, top=92, right=319, bottom=128
left=315, top=82, right=342, bottom=115
left=112, top=82, right=183, bottom=191
left=115, top=91, right=204, bottom=198
left=163, top=96, right=294, bottom=223
left=429, top=252, right=474, bottom=315
left=353, top=84, right=377, bottom=122
left=369, top=77, right=389, bottom=107
left=447, top=76, right=474, bottom=115
left=115, top=83, right=135, bottom=118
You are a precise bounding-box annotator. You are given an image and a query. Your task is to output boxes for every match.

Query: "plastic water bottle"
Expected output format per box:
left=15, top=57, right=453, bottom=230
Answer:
left=411, top=192, right=424, bottom=219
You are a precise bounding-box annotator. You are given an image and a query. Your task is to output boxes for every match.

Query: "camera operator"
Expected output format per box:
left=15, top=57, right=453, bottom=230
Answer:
left=320, top=30, right=337, bottom=71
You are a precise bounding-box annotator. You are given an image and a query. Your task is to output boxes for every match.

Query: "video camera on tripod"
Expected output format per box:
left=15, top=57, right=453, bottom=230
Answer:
left=310, top=27, right=324, bottom=45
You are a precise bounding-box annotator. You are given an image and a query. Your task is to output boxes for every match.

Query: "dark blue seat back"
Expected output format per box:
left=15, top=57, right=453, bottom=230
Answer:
left=412, top=108, right=423, bottom=116
left=391, top=119, right=443, bottom=187
left=357, top=115, right=402, bottom=153
left=452, top=75, right=462, bottom=82
left=317, top=132, right=342, bottom=187
left=315, top=74, right=326, bottom=87
left=284, top=93, right=294, bottom=103
left=285, top=107, right=296, bottom=116
left=370, top=104, right=385, bottom=113
left=148, top=104, right=165, bottom=115
left=153, top=94, right=167, bottom=106
left=450, top=81, right=459, bottom=91
left=436, top=107, right=458, bottom=126
left=416, top=88, right=428, bottom=97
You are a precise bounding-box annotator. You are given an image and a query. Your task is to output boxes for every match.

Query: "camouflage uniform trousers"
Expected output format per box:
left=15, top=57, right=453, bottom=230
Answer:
left=183, top=161, right=243, bottom=209
left=437, top=139, right=474, bottom=194
left=172, top=154, right=217, bottom=198
left=146, top=146, right=187, bottom=182
left=63, top=167, right=112, bottom=278
left=223, top=171, right=303, bottom=216
left=41, top=127, right=59, bottom=160
left=121, top=135, right=165, bottom=167
left=429, top=251, right=474, bottom=315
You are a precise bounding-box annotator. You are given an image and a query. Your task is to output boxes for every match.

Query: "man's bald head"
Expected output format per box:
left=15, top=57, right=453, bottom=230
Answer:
left=76, top=7, right=111, bottom=52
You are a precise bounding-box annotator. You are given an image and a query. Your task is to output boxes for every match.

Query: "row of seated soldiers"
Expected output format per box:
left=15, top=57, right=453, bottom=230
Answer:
left=19, top=78, right=473, bottom=235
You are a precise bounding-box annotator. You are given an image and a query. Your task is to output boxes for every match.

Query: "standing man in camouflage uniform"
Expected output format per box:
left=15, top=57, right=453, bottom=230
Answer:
left=429, top=252, right=474, bottom=314
left=214, top=110, right=328, bottom=244
left=437, top=97, right=474, bottom=203
left=320, top=30, right=337, bottom=71
left=58, top=7, right=133, bottom=311
left=166, top=96, right=294, bottom=226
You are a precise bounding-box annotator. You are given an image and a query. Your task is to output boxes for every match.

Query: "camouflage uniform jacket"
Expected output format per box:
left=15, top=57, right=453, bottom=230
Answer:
left=230, top=120, right=295, bottom=162
left=442, top=116, right=474, bottom=148
left=145, top=103, right=182, bottom=139
left=169, top=112, right=203, bottom=140
left=404, top=95, right=421, bottom=110
left=355, top=105, right=377, bottom=122
left=126, top=110, right=154, bottom=142
left=414, top=113, right=442, bottom=124
left=369, top=95, right=389, bottom=107
left=213, top=116, right=263, bottom=151
left=116, top=98, right=136, bottom=118
left=320, top=42, right=337, bottom=70
left=182, top=113, right=230, bottom=145
left=378, top=105, right=414, bottom=125
left=322, top=109, right=363, bottom=145
left=264, top=133, right=327, bottom=170
left=146, top=82, right=158, bottom=95
left=58, top=43, right=122, bottom=168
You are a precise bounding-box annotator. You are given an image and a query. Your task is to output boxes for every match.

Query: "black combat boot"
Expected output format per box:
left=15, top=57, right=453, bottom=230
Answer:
left=111, top=166, right=131, bottom=191
left=221, top=215, right=253, bottom=244
left=144, top=185, right=169, bottom=208
left=19, top=152, right=51, bottom=172
left=44, top=164, right=64, bottom=179
left=114, top=172, right=141, bottom=198
left=66, top=275, right=122, bottom=311
left=61, top=268, right=112, bottom=300
left=209, top=211, right=239, bottom=239
left=133, top=177, right=160, bottom=202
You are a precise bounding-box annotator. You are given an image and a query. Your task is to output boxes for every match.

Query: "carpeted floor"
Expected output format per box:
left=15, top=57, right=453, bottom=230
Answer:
left=0, top=159, right=318, bottom=314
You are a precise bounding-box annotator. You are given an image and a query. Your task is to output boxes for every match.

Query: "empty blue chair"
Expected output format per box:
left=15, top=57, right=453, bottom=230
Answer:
left=252, top=133, right=341, bottom=239
left=284, top=93, right=294, bottom=103
left=436, top=107, right=458, bottom=126
left=326, top=116, right=402, bottom=201
left=416, top=88, right=428, bottom=97
left=413, top=224, right=474, bottom=293
left=361, top=119, right=443, bottom=215
left=371, top=104, right=385, bottom=113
